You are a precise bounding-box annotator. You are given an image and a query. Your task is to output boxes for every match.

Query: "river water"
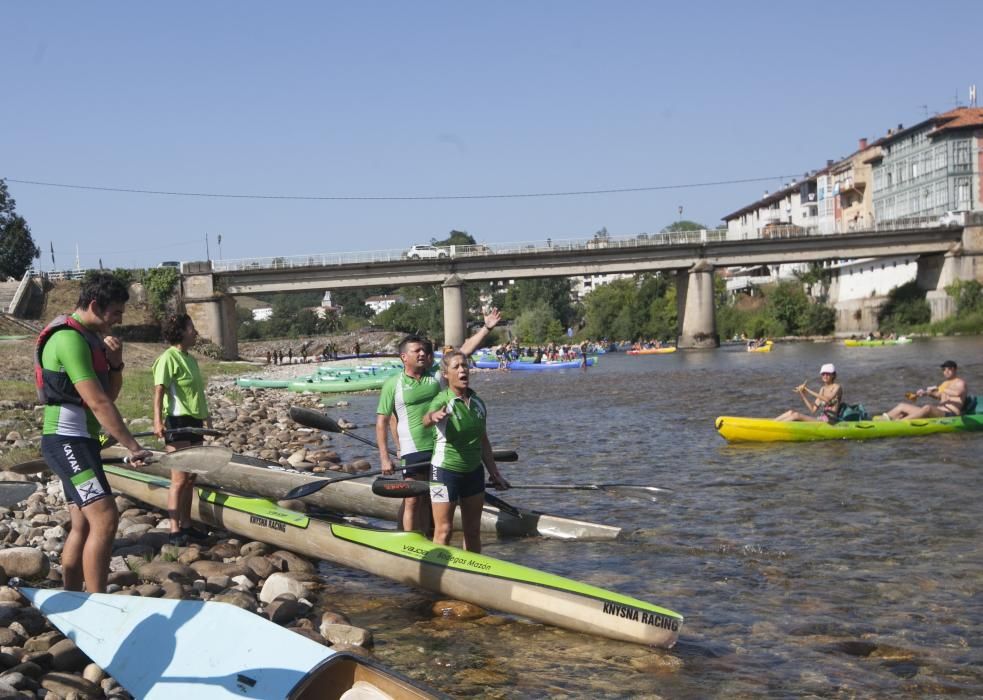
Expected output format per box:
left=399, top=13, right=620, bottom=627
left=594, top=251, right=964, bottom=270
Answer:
left=312, top=337, right=983, bottom=698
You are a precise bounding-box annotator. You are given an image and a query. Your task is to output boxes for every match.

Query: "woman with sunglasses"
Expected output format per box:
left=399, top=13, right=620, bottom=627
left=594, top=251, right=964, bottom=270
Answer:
left=774, top=363, right=843, bottom=422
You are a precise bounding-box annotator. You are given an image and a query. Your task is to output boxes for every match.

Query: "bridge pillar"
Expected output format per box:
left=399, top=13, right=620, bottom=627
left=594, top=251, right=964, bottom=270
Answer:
left=676, top=261, right=719, bottom=349
left=918, top=225, right=983, bottom=322
left=181, top=262, right=239, bottom=360
left=442, top=275, right=466, bottom=348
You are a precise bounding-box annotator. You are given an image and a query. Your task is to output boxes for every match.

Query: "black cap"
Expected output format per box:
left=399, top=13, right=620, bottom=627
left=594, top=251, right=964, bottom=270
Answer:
left=940, top=360, right=957, bottom=369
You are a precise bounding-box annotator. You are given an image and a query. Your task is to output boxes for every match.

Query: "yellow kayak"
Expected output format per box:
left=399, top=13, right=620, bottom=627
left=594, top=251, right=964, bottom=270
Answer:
left=715, top=414, right=983, bottom=442
left=746, top=341, right=774, bottom=353
left=627, top=347, right=677, bottom=355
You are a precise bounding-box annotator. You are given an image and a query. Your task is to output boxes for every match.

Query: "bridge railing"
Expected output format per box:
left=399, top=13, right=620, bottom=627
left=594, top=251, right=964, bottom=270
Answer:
left=211, top=228, right=732, bottom=273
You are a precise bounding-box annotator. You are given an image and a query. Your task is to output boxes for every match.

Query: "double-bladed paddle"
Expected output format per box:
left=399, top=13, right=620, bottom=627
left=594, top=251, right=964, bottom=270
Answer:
left=287, top=406, right=518, bottom=462
left=9, top=446, right=234, bottom=477
left=372, top=478, right=672, bottom=502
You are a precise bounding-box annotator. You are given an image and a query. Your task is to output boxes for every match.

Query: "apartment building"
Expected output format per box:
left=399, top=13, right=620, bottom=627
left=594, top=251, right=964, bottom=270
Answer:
left=871, top=107, right=983, bottom=222
left=722, top=176, right=819, bottom=240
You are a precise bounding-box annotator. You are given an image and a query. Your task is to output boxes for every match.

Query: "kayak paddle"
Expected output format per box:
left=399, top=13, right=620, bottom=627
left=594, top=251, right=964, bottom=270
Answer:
left=372, top=478, right=672, bottom=502
left=0, top=481, right=39, bottom=508
left=9, top=446, right=233, bottom=477
left=288, top=406, right=518, bottom=462
left=283, top=461, right=430, bottom=500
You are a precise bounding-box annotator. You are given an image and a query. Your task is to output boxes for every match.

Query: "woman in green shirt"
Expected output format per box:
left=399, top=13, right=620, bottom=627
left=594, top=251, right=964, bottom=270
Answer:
left=422, top=350, right=510, bottom=552
left=152, top=313, right=211, bottom=546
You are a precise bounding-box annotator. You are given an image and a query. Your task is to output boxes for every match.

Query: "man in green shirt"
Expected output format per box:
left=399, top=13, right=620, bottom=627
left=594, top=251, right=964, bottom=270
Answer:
left=376, top=308, right=500, bottom=532
left=36, top=272, right=151, bottom=593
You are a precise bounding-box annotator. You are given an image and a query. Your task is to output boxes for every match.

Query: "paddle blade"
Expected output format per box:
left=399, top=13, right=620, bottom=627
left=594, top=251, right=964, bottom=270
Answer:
left=6, top=458, right=50, bottom=476
left=371, top=478, right=429, bottom=498
left=158, top=446, right=234, bottom=475
left=0, top=481, right=39, bottom=508
left=491, top=450, right=518, bottom=462
left=289, top=406, right=341, bottom=433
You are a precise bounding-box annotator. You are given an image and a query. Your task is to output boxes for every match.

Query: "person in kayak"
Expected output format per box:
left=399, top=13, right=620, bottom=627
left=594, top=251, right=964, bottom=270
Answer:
left=423, top=350, right=510, bottom=552
left=36, top=272, right=152, bottom=593
left=376, top=308, right=501, bottom=534
left=880, top=360, right=967, bottom=420
left=152, top=313, right=211, bottom=547
left=774, top=363, right=843, bottom=422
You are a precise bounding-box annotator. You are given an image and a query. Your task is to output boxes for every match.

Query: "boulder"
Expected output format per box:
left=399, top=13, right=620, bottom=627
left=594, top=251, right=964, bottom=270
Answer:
left=0, top=548, right=49, bottom=579
left=259, top=573, right=309, bottom=604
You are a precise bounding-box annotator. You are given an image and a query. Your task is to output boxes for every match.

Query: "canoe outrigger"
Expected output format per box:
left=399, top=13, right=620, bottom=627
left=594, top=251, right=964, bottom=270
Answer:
left=104, top=465, right=683, bottom=648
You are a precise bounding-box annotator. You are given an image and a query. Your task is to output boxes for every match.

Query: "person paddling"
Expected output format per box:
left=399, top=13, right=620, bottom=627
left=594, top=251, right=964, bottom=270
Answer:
left=880, top=360, right=967, bottom=420
left=423, top=350, right=510, bottom=552
left=774, top=363, right=843, bottom=422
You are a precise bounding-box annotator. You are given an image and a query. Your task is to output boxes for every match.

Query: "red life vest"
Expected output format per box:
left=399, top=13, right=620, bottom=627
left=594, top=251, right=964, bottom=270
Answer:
left=34, top=314, right=111, bottom=406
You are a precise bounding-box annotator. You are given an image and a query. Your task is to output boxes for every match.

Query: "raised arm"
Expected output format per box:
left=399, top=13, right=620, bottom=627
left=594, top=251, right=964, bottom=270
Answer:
left=459, top=308, right=501, bottom=356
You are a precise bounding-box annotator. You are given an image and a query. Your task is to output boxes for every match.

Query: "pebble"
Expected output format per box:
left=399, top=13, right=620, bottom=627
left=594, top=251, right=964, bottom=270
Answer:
left=0, top=359, right=411, bottom=698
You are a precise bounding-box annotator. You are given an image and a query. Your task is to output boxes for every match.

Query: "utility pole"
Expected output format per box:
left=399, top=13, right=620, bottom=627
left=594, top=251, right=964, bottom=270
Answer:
left=217, top=234, right=223, bottom=260
left=205, top=233, right=211, bottom=261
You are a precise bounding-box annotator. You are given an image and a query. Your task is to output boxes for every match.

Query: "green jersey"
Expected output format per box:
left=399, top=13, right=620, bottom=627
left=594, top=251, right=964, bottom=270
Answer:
left=152, top=346, right=208, bottom=419
left=376, top=370, right=440, bottom=456
left=40, top=320, right=102, bottom=438
left=427, top=387, right=488, bottom=473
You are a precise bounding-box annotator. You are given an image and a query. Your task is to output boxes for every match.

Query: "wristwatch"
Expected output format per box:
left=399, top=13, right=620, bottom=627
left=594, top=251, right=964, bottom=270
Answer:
left=109, top=362, right=125, bottom=372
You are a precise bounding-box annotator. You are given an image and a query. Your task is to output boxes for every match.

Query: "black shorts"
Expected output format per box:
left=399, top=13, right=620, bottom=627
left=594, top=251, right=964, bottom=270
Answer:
left=429, top=466, right=484, bottom=503
left=41, top=435, right=112, bottom=507
left=165, top=416, right=205, bottom=446
left=400, top=450, right=431, bottom=479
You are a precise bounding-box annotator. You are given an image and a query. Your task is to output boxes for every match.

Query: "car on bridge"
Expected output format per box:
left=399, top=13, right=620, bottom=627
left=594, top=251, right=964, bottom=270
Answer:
left=938, top=210, right=967, bottom=227
left=403, top=245, right=449, bottom=260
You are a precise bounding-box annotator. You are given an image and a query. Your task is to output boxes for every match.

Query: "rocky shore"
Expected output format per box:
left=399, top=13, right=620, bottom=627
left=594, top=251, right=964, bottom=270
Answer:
left=0, top=359, right=477, bottom=698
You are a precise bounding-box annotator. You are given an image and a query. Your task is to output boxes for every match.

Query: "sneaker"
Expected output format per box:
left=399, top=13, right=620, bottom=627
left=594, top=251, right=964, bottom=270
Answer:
left=168, top=531, right=189, bottom=547
left=182, top=526, right=210, bottom=542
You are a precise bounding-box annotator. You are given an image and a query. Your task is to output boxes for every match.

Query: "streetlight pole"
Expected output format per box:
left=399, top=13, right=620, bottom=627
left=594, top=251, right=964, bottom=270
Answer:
left=217, top=234, right=223, bottom=260
left=205, top=233, right=211, bottom=261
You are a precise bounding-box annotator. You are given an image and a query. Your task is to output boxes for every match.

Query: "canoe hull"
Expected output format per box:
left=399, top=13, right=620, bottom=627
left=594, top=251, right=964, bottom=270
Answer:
left=103, top=448, right=620, bottom=540
left=104, top=466, right=682, bottom=648
left=715, top=414, right=983, bottom=442
left=20, top=587, right=441, bottom=699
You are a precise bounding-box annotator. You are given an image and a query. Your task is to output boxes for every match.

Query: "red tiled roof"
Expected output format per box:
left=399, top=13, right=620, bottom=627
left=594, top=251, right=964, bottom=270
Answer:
left=930, top=107, right=983, bottom=134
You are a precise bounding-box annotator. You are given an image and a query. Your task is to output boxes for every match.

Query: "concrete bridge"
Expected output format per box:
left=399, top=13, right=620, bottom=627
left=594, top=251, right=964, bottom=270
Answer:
left=181, top=224, right=983, bottom=359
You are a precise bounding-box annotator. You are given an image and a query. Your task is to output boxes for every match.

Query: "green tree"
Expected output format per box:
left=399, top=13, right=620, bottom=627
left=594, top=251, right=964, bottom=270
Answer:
left=582, top=278, right=638, bottom=339
left=0, top=179, right=40, bottom=279
left=503, top=278, right=576, bottom=327
left=766, top=280, right=810, bottom=335
left=945, top=279, right=983, bottom=314
left=514, top=301, right=562, bottom=344
left=661, top=219, right=708, bottom=232
left=143, top=267, right=181, bottom=318
left=878, top=281, right=931, bottom=331
left=431, top=230, right=476, bottom=247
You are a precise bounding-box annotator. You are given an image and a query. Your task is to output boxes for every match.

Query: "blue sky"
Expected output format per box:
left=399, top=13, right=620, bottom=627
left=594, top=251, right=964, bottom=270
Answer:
left=4, top=2, right=981, bottom=270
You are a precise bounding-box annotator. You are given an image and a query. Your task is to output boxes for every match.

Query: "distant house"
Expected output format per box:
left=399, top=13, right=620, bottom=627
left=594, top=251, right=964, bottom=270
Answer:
left=251, top=307, right=273, bottom=321
left=365, top=294, right=403, bottom=315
